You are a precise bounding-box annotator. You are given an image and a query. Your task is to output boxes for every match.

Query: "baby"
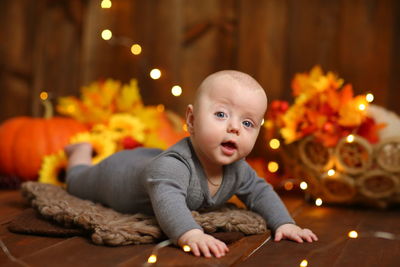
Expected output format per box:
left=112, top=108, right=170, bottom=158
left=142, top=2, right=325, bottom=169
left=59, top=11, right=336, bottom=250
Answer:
left=65, top=70, right=317, bottom=258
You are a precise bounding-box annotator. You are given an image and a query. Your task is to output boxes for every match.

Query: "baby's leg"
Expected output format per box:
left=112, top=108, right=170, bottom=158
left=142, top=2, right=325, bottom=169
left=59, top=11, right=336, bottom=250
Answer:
left=65, top=142, right=93, bottom=170
left=65, top=142, right=98, bottom=201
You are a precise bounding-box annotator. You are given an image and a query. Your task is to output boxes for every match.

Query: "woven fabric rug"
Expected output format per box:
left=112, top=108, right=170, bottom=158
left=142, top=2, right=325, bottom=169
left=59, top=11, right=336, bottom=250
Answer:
left=16, top=182, right=267, bottom=246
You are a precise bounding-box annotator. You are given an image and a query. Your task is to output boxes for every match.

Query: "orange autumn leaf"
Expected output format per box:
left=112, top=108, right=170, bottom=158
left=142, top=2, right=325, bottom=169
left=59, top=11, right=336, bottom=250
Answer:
left=339, top=95, right=367, bottom=127
left=339, top=84, right=354, bottom=103
left=267, top=66, right=383, bottom=147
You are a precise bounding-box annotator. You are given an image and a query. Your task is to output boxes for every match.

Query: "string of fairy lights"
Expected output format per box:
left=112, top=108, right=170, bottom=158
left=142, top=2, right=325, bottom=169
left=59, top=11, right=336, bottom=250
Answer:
left=99, top=0, right=183, bottom=98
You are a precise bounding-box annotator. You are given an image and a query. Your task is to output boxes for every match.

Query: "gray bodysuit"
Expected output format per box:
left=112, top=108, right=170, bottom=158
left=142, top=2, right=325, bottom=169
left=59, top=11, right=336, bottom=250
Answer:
left=67, top=137, right=294, bottom=243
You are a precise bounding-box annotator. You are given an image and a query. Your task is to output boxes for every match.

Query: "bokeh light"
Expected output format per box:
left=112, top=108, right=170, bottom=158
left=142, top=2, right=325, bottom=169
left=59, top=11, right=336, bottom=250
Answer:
left=284, top=181, right=294, bottom=191
left=267, top=161, right=279, bottom=173
left=101, top=29, right=112, bottom=40
left=101, top=0, right=112, bottom=8
left=130, top=44, right=142, bottom=55
left=150, top=68, right=161, bottom=79
left=366, top=93, right=374, bottom=103
left=346, top=134, right=355, bottom=143
left=300, top=181, right=308, bottom=190
left=269, top=138, right=280, bottom=149
left=300, top=259, right=308, bottom=267
left=147, top=254, right=157, bottom=263
left=40, top=91, right=48, bottom=101
left=348, top=230, right=358, bottom=239
left=171, top=85, right=182, bottom=97
left=327, top=169, right=335, bottom=177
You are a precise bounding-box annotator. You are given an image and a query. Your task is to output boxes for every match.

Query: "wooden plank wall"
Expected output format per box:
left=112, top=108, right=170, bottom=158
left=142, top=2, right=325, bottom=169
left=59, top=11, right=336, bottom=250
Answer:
left=1, top=0, right=399, bottom=123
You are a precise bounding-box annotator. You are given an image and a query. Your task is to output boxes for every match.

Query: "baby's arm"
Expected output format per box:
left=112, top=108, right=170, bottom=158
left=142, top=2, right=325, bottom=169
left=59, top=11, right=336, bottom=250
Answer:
left=274, top=223, right=318, bottom=243
left=145, top=156, right=229, bottom=257
left=178, top=229, right=229, bottom=258
left=235, top=162, right=318, bottom=243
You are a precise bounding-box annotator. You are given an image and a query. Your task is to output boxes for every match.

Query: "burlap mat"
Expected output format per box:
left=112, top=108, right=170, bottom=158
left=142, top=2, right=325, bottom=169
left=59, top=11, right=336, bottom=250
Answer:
left=12, top=182, right=267, bottom=246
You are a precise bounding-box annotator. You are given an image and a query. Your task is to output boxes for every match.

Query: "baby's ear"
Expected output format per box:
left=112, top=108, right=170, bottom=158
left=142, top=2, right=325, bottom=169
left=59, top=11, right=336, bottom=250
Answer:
left=185, top=104, right=194, bottom=134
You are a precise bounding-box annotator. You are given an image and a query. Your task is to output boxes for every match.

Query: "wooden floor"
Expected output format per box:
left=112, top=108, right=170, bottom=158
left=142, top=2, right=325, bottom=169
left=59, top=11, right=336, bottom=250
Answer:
left=1, top=189, right=399, bottom=267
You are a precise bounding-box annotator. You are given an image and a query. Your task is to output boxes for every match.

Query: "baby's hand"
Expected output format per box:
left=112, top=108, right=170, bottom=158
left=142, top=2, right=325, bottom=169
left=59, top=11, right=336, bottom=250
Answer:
left=274, top=223, right=318, bottom=243
left=178, top=229, right=229, bottom=258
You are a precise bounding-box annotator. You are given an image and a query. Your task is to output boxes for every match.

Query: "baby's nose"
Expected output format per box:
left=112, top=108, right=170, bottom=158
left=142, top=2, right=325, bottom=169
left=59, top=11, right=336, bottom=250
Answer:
left=227, top=121, right=240, bottom=135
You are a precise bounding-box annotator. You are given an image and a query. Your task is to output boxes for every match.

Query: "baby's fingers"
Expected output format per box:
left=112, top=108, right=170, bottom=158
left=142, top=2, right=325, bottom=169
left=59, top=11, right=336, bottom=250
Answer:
left=198, top=242, right=212, bottom=258
left=275, top=230, right=300, bottom=242
left=301, top=229, right=318, bottom=242
left=208, top=242, right=223, bottom=258
left=290, top=233, right=304, bottom=243
left=189, top=243, right=201, bottom=257
left=220, top=240, right=229, bottom=253
left=211, top=240, right=229, bottom=258
left=274, top=231, right=283, bottom=241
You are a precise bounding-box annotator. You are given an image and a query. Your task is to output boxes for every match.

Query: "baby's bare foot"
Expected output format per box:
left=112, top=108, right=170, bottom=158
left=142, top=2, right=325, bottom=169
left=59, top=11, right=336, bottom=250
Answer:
left=65, top=142, right=92, bottom=157
left=65, top=142, right=93, bottom=169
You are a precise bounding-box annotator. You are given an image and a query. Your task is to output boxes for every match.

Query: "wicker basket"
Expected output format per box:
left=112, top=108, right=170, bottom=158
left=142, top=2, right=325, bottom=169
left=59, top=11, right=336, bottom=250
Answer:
left=283, top=135, right=400, bottom=208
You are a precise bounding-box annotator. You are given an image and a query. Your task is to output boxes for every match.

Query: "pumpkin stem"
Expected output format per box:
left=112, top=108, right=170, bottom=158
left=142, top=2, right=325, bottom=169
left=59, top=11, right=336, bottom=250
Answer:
left=42, top=99, right=54, bottom=119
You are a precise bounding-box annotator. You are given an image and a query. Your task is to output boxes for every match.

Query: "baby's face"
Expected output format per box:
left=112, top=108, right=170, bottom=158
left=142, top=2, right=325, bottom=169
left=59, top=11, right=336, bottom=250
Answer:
left=188, top=78, right=267, bottom=170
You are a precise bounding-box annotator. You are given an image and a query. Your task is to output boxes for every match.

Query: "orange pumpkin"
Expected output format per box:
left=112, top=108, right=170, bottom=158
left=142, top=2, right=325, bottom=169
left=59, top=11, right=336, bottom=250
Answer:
left=0, top=116, right=87, bottom=181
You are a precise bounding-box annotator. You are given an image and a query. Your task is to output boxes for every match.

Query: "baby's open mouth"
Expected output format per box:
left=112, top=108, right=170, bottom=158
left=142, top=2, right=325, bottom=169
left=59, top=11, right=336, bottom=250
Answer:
left=221, top=141, right=237, bottom=149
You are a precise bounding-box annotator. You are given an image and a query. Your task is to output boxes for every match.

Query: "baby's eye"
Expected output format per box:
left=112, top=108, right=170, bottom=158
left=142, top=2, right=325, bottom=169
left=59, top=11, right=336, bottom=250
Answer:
left=242, top=120, right=254, bottom=128
left=215, top=111, right=226, bottom=118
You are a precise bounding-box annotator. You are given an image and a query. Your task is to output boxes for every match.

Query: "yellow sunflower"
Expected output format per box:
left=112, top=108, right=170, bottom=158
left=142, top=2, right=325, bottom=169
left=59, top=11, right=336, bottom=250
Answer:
left=107, top=113, right=146, bottom=144
left=70, top=132, right=116, bottom=164
left=38, top=150, right=68, bottom=187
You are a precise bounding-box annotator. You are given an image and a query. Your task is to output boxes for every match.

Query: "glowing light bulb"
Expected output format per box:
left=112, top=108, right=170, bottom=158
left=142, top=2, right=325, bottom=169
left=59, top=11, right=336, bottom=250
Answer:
left=327, top=169, right=335, bottom=177
left=150, top=68, right=161, bottom=79
left=183, top=245, right=191, bottom=252
left=267, top=161, right=279, bottom=173
left=130, top=44, right=142, bottom=55
left=171, top=85, right=182, bottom=96
left=346, top=134, right=355, bottom=143
left=366, top=93, right=374, bottom=103
left=284, top=181, right=294, bottom=191
left=315, top=198, right=323, bottom=206
left=101, top=0, right=112, bottom=8
left=358, top=104, right=366, bottom=111
left=147, top=254, right=157, bottom=263
left=300, top=181, right=308, bottom=190
left=300, top=259, right=308, bottom=267
left=40, top=91, right=48, bottom=101
left=348, top=230, right=358, bottom=239
left=269, top=139, right=280, bottom=149
left=261, top=119, right=265, bottom=126
left=101, top=29, right=112, bottom=40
